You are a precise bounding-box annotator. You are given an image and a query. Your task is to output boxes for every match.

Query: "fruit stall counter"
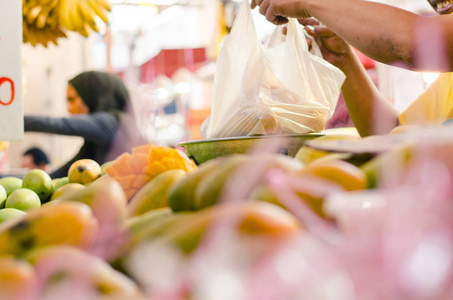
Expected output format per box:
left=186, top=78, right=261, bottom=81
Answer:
left=0, top=126, right=453, bottom=299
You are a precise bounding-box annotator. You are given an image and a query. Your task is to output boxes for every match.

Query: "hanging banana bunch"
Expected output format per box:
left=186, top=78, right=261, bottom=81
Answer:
left=23, top=0, right=66, bottom=47
left=57, top=0, right=112, bottom=37
left=22, top=0, right=112, bottom=47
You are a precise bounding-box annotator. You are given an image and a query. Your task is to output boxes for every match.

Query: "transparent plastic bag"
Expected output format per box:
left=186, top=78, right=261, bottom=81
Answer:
left=201, top=0, right=346, bottom=139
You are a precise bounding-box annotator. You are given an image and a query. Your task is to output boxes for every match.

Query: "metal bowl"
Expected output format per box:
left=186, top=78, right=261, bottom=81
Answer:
left=179, top=134, right=323, bottom=165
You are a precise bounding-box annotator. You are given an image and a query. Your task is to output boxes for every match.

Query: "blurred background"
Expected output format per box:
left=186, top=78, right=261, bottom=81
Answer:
left=7, top=0, right=439, bottom=173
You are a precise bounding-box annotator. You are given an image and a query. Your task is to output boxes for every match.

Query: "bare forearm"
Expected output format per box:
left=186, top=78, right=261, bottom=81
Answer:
left=305, top=0, right=452, bottom=71
left=339, top=47, right=399, bottom=136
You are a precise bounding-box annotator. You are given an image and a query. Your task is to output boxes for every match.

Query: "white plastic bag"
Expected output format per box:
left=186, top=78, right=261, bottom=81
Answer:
left=201, top=0, right=346, bottom=139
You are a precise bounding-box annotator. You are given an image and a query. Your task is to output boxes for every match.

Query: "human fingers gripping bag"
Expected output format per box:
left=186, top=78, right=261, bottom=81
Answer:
left=201, top=0, right=346, bottom=139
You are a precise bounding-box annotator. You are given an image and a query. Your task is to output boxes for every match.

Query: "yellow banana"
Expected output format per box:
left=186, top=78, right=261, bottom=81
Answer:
left=27, top=26, right=38, bottom=47
left=88, top=0, right=110, bottom=24
left=43, top=29, right=58, bottom=47
left=78, top=23, right=90, bottom=37
left=47, top=30, right=58, bottom=46
left=57, top=4, right=71, bottom=30
left=22, top=21, right=29, bottom=43
left=56, top=26, right=68, bottom=38
left=88, top=20, right=99, bottom=33
left=0, top=201, right=98, bottom=257
left=95, top=0, right=113, bottom=12
left=35, top=13, right=47, bottom=29
left=68, top=2, right=86, bottom=33
left=36, top=29, right=49, bottom=47
left=26, top=246, right=141, bottom=298
left=127, top=169, right=187, bottom=217
left=23, top=1, right=31, bottom=17
left=40, top=0, right=58, bottom=6
left=26, top=6, right=42, bottom=25
left=46, top=8, right=58, bottom=29
left=58, top=0, right=76, bottom=31
left=78, top=1, right=97, bottom=31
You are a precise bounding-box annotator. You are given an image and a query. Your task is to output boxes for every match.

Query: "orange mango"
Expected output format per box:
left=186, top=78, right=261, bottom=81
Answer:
left=105, top=144, right=197, bottom=200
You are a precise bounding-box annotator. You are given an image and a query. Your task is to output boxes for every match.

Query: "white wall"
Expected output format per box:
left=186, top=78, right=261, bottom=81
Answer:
left=8, top=32, right=96, bottom=174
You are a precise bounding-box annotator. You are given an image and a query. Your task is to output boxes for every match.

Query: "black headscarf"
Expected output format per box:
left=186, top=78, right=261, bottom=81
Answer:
left=67, top=70, right=147, bottom=162
left=68, top=71, right=130, bottom=114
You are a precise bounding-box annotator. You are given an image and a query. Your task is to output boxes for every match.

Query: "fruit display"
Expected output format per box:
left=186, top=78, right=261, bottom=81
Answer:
left=104, top=144, right=197, bottom=200
left=1, top=130, right=453, bottom=298
left=22, top=0, right=113, bottom=47
left=68, top=158, right=102, bottom=184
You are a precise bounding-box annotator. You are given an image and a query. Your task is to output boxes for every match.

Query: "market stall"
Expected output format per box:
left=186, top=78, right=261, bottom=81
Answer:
left=1, top=0, right=453, bottom=299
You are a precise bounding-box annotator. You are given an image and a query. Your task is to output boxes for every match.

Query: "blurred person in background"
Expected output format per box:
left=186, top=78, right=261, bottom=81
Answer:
left=24, top=71, right=145, bottom=179
left=21, top=147, right=51, bottom=173
left=252, top=0, right=453, bottom=136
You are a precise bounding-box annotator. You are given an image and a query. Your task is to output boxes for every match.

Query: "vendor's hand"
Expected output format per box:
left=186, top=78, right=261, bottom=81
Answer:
left=251, top=0, right=311, bottom=25
left=282, top=26, right=313, bottom=52
left=299, top=18, right=351, bottom=69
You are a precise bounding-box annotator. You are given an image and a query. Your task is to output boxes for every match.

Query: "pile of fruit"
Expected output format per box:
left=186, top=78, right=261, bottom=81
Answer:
left=22, top=0, right=112, bottom=47
left=2, top=128, right=453, bottom=299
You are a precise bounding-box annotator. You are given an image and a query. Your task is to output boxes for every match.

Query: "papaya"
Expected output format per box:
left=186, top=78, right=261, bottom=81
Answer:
left=26, top=246, right=140, bottom=298
left=167, top=156, right=231, bottom=212
left=194, top=155, right=250, bottom=210
left=56, top=175, right=128, bottom=260
left=295, top=134, right=360, bottom=165
left=360, top=145, right=412, bottom=189
left=250, top=182, right=328, bottom=218
left=300, top=158, right=367, bottom=191
left=50, top=182, right=85, bottom=201
left=105, top=144, right=197, bottom=200
left=193, top=153, right=305, bottom=211
left=151, top=201, right=302, bottom=254
left=0, top=201, right=98, bottom=257
left=127, top=169, right=186, bottom=217
left=112, top=208, right=192, bottom=274
left=123, top=208, right=191, bottom=249
left=249, top=158, right=367, bottom=219
left=0, top=256, right=37, bottom=300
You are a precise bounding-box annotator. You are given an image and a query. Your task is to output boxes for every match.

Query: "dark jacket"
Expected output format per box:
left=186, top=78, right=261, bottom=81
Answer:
left=24, top=112, right=119, bottom=178
left=24, top=71, right=140, bottom=179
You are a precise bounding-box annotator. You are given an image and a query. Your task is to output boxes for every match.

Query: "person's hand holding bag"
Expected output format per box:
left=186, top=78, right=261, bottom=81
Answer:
left=250, top=0, right=312, bottom=25
left=298, top=18, right=352, bottom=69
left=201, top=0, right=345, bottom=139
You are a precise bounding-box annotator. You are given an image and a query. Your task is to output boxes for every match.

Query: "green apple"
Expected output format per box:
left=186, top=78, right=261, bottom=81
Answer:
left=52, top=176, right=69, bottom=192
left=22, top=169, right=54, bottom=202
left=0, top=176, right=23, bottom=197
left=0, top=185, right=6, bottom=208
left=5, top=188, right=41, bottom=211
left=0, top=208, right=26, bottom=223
